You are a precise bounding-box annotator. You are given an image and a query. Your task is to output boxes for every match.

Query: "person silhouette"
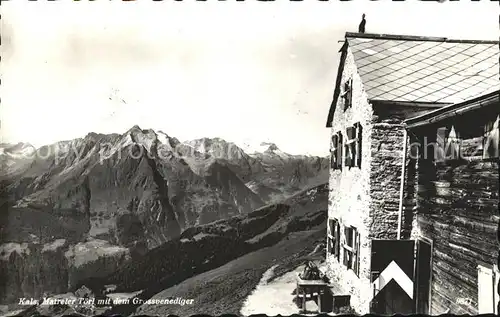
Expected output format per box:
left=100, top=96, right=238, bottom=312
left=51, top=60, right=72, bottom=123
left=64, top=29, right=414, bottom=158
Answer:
left=358, top=14, right=366, bottom=33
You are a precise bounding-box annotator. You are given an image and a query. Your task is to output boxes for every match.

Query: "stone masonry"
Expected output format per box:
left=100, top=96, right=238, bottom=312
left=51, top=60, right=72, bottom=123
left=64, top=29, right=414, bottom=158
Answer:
left=326, top=46, right=374, bottom=314
left=325, top=46, right=414, bottom=314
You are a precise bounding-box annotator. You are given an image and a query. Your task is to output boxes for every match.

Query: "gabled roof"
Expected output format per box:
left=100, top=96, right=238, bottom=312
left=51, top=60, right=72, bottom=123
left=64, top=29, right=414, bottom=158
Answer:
left=326, top=32, right=499, bottom=127
left=404, top=90, right=499, bottom=129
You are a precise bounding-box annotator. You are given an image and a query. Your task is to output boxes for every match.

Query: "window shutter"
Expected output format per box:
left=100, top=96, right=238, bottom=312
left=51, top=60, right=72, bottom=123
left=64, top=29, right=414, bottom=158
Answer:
left=343, top=82, right=348, bottom=110
left=355, top=231, right=361, bottom=276
left=349, top=79, right=353, bottom=107
left=335, top=222, right=341, bottom=261
left=351, top=127, right=356, bottom=167
left=346, top=226, right=353, bottom=247
left=352, top=231, right=357, bottom=273
left=356, top=123, right=363, bottom=168
left=328, top=219, right=333, bottom=254
left=338, top=133, right=343, bottom=170
left=331, top=135, right=338, bottom=169
left=343, top=79, right=353, bottom=111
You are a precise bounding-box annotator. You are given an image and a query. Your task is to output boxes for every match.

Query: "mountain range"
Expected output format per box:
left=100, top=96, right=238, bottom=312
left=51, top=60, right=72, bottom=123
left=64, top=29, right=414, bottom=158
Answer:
left=0, top=126, right=328, bottom=308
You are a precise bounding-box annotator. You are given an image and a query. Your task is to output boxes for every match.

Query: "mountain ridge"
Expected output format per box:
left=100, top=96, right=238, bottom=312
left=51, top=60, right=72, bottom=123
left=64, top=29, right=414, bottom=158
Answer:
left=0, top=125, right=328, bottom=306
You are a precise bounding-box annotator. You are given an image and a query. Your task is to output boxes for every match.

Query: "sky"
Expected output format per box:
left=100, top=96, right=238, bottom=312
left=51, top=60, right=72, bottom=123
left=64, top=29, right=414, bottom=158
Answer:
left=0, top=0, right=498, bottom=156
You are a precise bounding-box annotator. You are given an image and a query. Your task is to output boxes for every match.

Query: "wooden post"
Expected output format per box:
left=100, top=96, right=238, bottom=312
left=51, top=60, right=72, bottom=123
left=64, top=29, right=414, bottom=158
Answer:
left=318, top=286, right=322, bottom=313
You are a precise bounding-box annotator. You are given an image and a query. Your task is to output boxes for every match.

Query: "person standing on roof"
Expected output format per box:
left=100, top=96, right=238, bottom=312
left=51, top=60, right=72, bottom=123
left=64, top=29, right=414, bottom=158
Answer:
left=358, top=14, right=366, bottom=33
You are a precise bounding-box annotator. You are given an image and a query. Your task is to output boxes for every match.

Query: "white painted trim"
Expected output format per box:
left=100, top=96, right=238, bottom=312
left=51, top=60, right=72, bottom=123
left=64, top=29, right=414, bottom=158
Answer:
left=494, top=264, right=499, bottom=315
left=397, top=129, right=408, bottom=240
left=477, top=262, right=497, bottom=314
left=372, top=260, right=414, bottom=300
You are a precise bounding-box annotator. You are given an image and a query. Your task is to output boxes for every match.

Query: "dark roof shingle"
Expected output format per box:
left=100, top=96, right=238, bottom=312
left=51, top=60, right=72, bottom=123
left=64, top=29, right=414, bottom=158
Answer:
left=347, top=33, right=499, bottom=103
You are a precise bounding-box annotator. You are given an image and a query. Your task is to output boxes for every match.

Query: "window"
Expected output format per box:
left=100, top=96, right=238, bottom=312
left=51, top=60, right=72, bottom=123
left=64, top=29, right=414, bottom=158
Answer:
left=435, top=127, right=447, bottom=162
left=342, top=79, right=353, bottom=111
left=477, top=263, right=499, bottom=314
left=345, top=127, right=355, bottom=167
left=328, top=218, right=340, bottom=261
left=435, top=125, right=461, bottom=162
left=483, top=115, right=499, bottom=159
left=445, top=125, right=461, bottom=160
left=343, top=226, right=361, bottom=276
left=331, top=132, right=343, bottom=170
left=345, top=123, right=363, bottom=168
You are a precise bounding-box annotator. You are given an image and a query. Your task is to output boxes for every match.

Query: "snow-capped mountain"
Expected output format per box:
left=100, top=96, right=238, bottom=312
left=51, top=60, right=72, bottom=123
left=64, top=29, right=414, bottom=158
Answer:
left=0, top=126, right=328, bottom=305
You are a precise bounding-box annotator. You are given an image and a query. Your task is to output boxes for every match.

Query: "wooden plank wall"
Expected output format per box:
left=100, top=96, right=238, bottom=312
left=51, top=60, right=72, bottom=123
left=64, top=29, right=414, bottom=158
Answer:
left=414, top=144, right=498, bottom=314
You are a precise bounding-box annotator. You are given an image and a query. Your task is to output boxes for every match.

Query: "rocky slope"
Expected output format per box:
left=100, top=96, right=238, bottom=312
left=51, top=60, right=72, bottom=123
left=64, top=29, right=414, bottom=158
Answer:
left=69, top=183, right=327, bottom=317
left=0, top=127, right=263, bottom=304
left=0, top=143, right=36, bottom=179
left=249, top=143, right=329, bottom=202
left=0, top=127, right=327, bottom=307
left=184, top=139, right=329, bottom=203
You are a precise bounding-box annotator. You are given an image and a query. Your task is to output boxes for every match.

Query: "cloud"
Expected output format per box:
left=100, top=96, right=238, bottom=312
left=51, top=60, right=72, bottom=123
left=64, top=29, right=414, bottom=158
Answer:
left=0, top=0, right=498, bottom=156
left=0, top=18, right=15, bottom=63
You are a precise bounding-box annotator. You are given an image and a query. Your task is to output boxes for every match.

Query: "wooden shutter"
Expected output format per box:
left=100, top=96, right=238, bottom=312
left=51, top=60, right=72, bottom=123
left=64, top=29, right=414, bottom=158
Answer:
left=331, top=135, right=338, bottom=169
left=343, top=79, right=353, bottom=110
left=356, top=123, right=363, bottom=168
left=348, top=79, right=353, bottom=107
left=328, top=219, right=334, bottom=254
left=355, top=231, right=361, bottom=276
left=338, top=133, right=343, bottom=170
left=335, top=222, right=341, bottom=261
left=352, top=231, right=358, bottom=274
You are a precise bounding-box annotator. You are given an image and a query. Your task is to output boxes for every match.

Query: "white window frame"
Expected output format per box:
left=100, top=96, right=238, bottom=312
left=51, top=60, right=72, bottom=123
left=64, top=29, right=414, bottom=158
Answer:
left=477, top=262, right=499, bottom=314
left=328, top=218, right=340, bottom=261
left=343, top=226, right=360, bottom=277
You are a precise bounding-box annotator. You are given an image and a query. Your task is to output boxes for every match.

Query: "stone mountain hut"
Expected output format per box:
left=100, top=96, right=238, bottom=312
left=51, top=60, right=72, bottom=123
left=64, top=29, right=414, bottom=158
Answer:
left=324, top=32, right=499, bottom=315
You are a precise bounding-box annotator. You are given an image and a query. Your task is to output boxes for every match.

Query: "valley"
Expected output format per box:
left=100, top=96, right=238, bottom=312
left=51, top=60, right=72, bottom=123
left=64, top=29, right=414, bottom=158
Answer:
left=0, top=127, right=329, bottom=316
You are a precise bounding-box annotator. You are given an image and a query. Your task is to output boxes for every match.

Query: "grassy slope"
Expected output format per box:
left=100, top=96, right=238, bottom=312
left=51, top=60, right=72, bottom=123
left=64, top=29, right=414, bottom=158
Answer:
left=16, top=183, right=326, bottom=317
left=134, top=226, right=325, bottom=316
left=100, top=184, right=329, bottom=316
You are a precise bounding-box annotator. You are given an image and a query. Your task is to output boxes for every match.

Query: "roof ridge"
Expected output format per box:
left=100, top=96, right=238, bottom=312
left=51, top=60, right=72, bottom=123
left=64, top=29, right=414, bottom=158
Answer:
left=345, top=32, right=499, bottom=44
